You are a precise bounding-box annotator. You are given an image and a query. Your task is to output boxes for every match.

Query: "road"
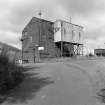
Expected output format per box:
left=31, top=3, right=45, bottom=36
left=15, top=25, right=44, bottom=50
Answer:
left=2, top=59, right=105, bottom=105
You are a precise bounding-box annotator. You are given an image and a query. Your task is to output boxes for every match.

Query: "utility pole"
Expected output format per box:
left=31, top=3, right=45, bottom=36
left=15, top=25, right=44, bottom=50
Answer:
left=82, top=45, right=84, bottom=56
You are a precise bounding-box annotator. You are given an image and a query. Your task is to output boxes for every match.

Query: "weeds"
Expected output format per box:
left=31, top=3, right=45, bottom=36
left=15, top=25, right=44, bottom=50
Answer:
left=0, top=48, right=25, bottom=98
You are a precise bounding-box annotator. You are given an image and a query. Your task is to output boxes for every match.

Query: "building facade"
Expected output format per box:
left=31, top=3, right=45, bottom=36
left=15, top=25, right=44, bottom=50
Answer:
left=21, top=17, right=59, bottom=63
left=54, top=20, right=83, bottom=56
left=94, top=49, right=105, bottom=56
left=21, top=17, right=84, bottom=63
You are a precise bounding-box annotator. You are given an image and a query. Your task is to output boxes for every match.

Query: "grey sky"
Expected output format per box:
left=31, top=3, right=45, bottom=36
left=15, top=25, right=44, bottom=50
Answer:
left=0, top=0, right=105, bottom=52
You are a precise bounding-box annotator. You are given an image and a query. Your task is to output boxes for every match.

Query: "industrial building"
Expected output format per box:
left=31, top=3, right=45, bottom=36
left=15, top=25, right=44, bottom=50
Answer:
left=54, top=20, right=83, bottom=57
left=21, top=17, right=84, bottom=63
left=94, top=49, right=105, bottom=56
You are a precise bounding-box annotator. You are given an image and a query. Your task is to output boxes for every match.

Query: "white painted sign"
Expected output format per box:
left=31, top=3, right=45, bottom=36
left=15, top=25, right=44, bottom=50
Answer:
left=54, top=20, right=61, bottom=42
left=38, top=47, right=44, bottom=51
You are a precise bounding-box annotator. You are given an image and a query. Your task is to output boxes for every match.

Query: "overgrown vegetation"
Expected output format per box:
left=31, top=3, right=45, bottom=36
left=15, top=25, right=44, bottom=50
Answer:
left=0, top=48, right=25, bottom=96
left=95, top=71, right=105, bottom=103
left=0, top=48, right=54, bottom=104
left=88, top=53, right=94, bottom=57
left=96, top=88, right=105, bottom=103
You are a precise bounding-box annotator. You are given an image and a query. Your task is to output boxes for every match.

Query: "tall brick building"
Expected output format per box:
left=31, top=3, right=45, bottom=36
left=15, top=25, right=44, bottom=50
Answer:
left=21, top=17, right=83, bottom=63
left=21, top=17, right=60, bottom=63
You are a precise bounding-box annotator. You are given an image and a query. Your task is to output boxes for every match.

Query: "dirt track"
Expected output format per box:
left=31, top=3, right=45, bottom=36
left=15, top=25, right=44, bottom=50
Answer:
left=2, top=58, right=105, bottom=105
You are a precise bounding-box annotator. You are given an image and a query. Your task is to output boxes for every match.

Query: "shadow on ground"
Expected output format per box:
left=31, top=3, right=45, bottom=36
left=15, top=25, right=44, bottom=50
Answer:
left=1, top=66, right=54, bottom=104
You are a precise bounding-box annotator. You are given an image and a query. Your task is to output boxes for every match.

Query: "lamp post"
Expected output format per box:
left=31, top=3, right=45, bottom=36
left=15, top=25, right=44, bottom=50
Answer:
left=33, top=44, right=39, bottom=63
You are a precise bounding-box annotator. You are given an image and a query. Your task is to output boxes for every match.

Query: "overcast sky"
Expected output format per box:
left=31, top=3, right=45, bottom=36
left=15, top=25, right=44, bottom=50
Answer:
left=0, top=0, right=105, bottom=53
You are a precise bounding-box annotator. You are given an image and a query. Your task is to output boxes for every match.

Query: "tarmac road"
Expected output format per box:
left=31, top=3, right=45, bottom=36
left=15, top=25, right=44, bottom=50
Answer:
left=2, top=59, right=105, bottom=105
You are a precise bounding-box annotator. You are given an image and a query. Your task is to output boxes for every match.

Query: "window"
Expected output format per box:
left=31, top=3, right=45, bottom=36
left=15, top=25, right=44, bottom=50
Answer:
left=64, top=28, right=66, bottom=35
left=72, top=30, right=74, bottom=40
left=23, top=31, right=28, bottom=36
left=30, top=36, right=32, bottom=42
left=79, top=32, right=81, bottom=40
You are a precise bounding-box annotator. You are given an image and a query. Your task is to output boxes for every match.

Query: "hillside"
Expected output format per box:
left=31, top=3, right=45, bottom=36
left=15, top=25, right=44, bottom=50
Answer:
left=0, top=42, right=21, bottom=52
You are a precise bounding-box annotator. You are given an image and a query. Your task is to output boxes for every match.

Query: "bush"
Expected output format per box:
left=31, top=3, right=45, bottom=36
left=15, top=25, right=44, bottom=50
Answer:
left=0, top=50, right=25, bottom=95
left=88, top=53, right=94, bottom=57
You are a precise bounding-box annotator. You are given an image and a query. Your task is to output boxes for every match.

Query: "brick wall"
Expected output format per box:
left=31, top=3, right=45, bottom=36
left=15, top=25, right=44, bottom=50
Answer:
left=22, top=17, right=60, bottom=62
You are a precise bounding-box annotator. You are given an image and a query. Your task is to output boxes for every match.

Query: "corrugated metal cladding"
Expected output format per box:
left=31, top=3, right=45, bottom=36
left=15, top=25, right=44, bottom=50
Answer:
left=54, top=20, right=83, bottom=44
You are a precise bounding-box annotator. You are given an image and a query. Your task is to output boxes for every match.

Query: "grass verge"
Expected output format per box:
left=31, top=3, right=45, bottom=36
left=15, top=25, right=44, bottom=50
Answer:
left=0, top=52, right=25, bottom=103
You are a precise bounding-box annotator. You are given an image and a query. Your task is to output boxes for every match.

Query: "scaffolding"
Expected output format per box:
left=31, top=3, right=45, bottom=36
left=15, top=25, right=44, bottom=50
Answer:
left=55, top=41, right=83, bottom=57
left=54, top=20, right=84, bottom=57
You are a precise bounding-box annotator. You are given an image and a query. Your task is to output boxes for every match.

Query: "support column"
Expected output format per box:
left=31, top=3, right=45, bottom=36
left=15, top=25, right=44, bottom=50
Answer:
left=82, top=45, right=84, bottom=56
left=61, top=41, right=63, bottom=57
left=61, top=21, right=63, bottom=57
left=33, top=47, right=35, bottom=63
